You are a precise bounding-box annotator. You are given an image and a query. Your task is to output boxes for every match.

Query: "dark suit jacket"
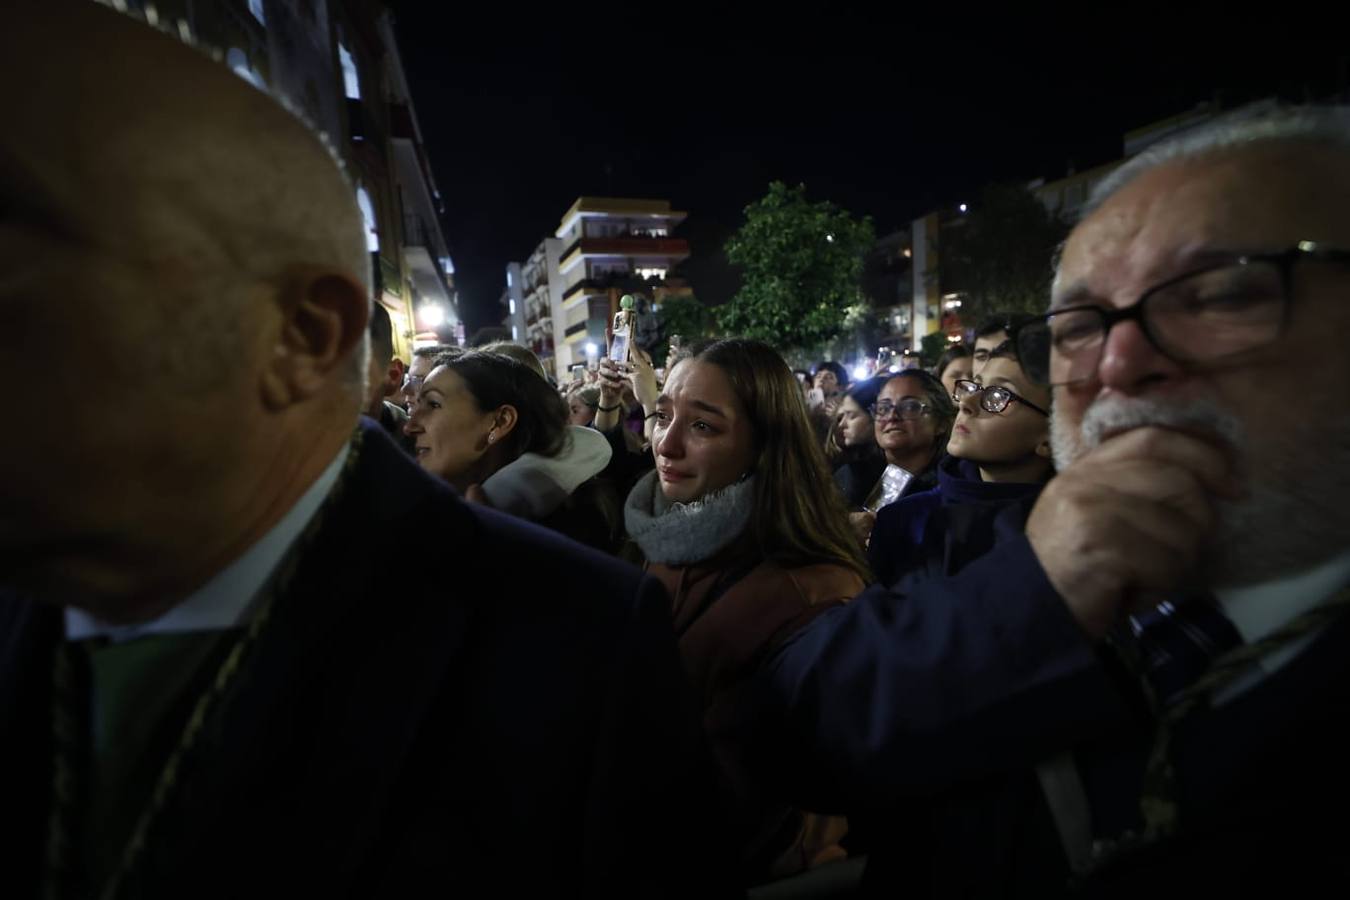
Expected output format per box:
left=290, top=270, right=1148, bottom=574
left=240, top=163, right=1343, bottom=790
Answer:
left=867, top=455, right=1046, bottom=590
left=756, top=535, right=1350, bottom=896
left=0, top=422, right=738, bottom=899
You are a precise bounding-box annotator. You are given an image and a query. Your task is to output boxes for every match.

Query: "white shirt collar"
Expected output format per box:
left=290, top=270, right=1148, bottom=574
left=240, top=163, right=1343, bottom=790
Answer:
left=1208, top=550, right=1350, bottom=704
left=65, top=445, right=350, bottom=644
left=1215, top=550, right=1350, bottom=644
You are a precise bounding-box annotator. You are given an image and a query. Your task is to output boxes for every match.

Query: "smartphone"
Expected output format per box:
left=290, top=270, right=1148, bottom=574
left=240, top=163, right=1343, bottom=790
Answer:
left=570, top=364, right=585, bottom=383
left=609, top=296, right=635, bottom=364
left=807, top=387, right=825, bottom=407
left=607, top=328, right=630, bottom=364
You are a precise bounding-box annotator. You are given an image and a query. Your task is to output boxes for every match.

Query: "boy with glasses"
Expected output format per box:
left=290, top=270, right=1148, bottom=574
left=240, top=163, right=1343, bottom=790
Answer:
left=868, top=343, right=1054, bottom=589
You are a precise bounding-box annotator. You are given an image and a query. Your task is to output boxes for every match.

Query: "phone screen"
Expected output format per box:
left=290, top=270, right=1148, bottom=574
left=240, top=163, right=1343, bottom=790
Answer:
left=608, top=330, right=630, bottom=364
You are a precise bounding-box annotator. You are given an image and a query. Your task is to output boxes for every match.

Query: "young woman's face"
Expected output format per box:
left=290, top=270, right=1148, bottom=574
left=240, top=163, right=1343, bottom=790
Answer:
left=837, top=396, right=875, bottom=447
left=567, top=394, right=594, bottom=426
left=651, top=360, right=755, bottom=504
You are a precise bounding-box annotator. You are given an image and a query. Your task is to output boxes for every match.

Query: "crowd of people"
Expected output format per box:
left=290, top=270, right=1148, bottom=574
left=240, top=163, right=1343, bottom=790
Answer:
left=3, top=3, right=1350, bottom=898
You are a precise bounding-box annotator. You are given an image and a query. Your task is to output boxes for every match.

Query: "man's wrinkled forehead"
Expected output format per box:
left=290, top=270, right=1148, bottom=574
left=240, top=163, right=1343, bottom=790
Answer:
left=1053, top=145, right=1350, bottom=308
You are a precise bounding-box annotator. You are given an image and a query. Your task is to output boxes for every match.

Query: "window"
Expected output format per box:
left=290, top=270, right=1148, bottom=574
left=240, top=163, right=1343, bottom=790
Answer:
left=506, top=271, right=513, bottom=287
left=509, top=299, right=516, bottom=316
left=339, top=42, right=361, bottom=100
left=248, top=0, right=266, bottom=26
left=636, top=267, right=666, bottom=281
left=356, top=187, right=379, bottom=252
left=512, top=325, right=519, bottom=341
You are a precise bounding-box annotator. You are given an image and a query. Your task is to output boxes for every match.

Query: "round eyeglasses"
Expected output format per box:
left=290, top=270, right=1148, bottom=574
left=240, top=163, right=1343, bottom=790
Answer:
left=952, top=379, right=1048, bottom=416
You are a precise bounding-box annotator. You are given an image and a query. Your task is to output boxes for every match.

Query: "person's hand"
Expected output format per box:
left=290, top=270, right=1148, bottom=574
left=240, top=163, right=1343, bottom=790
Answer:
left=464, top=483, right=492, bottom=507
left=597, top=358, right=627, bottom=408
left=848, top=511, right=876, bottom=548
left=822, top=395, right=842, bottom=419
left=1025, top=426, right=1238, bottom=639
left=629, top=347, right=659, bottom=412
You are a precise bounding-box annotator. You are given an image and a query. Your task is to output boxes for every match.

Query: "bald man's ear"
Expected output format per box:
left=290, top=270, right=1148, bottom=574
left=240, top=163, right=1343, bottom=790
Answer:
left=261, top=269, right=369, bottom=410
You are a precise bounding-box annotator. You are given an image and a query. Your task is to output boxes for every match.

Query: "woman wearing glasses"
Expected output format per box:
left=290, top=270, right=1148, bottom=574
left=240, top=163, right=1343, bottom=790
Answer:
left=860, top=369, right=956, bottom=515
left=868, top=342, right=1054, bottom=590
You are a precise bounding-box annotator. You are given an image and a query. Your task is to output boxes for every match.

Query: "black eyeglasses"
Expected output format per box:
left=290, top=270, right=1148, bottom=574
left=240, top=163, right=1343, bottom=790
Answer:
left=952, top=379, right=1048, bottom=417
left=870, top=398, right=930, bottom=421
left=1012, top=241, right=1350, bottom=386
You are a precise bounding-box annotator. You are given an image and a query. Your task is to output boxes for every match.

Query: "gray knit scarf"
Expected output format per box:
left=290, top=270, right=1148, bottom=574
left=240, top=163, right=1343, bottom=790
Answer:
left=623, top=469, right=756, bottom=566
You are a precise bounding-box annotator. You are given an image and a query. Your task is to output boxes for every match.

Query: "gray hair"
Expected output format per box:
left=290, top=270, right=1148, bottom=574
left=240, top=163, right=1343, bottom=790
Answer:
left=1083, top=104, right=1350, bottom=220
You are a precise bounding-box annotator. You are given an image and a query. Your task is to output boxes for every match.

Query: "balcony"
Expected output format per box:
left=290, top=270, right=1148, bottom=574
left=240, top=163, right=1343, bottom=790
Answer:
left=561, top=278, right=610, bottom=301
left=559, top=235, right=690, bottom=271
left=402, top=214, right=454, bottom=310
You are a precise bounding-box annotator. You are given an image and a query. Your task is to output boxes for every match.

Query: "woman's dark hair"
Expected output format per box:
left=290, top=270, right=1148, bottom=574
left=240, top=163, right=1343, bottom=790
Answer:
left=433, top=350, right=568, bottom=467
left=824, top=376, right=887, bottom=465
left=880, top=367, right=957, bottom=460
left=935, top=344, right=973, bottom=380
left=810, top=360, right=850, bottom=389
left=677, top=339, right=869, bottom=581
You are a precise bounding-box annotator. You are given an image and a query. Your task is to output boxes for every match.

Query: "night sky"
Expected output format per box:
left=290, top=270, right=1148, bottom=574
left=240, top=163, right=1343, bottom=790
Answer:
left=386, top=14, right=1346, bottom=336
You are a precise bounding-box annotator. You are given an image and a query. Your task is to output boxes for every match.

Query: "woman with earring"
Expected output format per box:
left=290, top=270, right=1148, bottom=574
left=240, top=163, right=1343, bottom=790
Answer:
left=622, top=338, right=869, bottom=886
left=405, top=350, right=619, bottom=551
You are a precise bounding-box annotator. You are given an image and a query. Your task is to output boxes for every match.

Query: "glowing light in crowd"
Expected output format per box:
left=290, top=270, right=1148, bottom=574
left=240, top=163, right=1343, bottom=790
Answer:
left=852, top=365, right=869, bottom=381
left=585, top=342, right=599, bottom=357
left=959, top=203, right=968, bottom=213
left=418, top=303, right=445, bottom=328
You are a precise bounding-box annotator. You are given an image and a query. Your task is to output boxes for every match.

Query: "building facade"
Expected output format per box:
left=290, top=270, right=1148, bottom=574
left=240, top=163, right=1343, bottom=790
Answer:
left=112, top=0, right=460, bottom=362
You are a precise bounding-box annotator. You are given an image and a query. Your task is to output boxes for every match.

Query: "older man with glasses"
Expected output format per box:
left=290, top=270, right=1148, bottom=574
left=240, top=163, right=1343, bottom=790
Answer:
left=756, top=105, right=1350, bottom=896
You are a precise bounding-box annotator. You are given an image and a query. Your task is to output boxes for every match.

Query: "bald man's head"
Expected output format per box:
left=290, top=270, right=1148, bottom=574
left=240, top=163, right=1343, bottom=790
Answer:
left=2, top=0, right=370, bottom=390
left=0, top=1, right=375, bottom=611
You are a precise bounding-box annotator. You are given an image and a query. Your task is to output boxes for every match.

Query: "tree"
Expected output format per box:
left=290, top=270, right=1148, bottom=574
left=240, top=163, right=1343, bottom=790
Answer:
left=940, top=183, right=1069, bottom=327
left=651, top=293, right=718, bottom=365
left=718, top=182, right=875, bottom=350
left=920, top=331, right=950, bottom=368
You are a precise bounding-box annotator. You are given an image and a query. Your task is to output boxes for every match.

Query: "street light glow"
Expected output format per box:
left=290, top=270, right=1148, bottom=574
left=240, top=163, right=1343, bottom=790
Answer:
left=419, top=303, right=445, bottom=328
left=959, top=203, right=968, bottom=213
left=585, top=342, right=599, bottom=357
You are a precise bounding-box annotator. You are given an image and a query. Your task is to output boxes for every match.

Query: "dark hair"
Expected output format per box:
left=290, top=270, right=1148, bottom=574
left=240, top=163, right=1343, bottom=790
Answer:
left=975, top=313, right=1037, bottom=341
left=678, top=340, right=869, bottom=581
left=413, top=343, right=459, bottom=361
left=811, top=360, right=850, bottom=389
left=935, top=344, right=973, bottom=380
left=880, top=367, right=957, bottom=459
left=479, top=340, right=548, bottom=380
left=369, top=302, right=394, bottom=365
left=824, top=376, right=886, bottom=465
left=988, top=339, right=1019, bottom=362
left=433, top=350, right=567, bottom=466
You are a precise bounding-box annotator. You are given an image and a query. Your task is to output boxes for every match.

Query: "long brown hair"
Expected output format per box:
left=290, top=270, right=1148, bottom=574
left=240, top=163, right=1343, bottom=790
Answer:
left=824, top=375, right=886, bottom=466
left=688, top=339, right=870, bottom=582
